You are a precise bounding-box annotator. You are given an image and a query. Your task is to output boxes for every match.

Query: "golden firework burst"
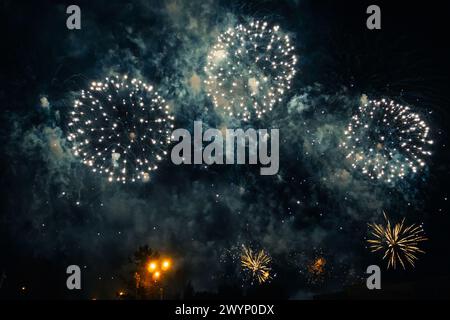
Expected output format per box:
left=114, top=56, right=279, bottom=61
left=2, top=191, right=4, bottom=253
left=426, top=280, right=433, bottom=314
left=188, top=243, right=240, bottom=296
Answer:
left=240, top=245, right=272, bottom=284
left=367, top=212, right=427, bottom=269
left=308, top=257, right=326, bottom=276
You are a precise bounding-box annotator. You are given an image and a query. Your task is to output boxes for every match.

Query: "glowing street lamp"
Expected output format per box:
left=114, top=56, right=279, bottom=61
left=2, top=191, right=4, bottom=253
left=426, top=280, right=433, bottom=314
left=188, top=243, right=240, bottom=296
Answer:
left=146, top=257, right=173, bottom=282
left=153, top=271, right=161, bottom=281
left=161, top=259, right=171, bottom=271
left=143, top=256, right=173, bottom=300
left=147, top=261, right=157, bottom=272
left=116, top=290, right=126, bottom=299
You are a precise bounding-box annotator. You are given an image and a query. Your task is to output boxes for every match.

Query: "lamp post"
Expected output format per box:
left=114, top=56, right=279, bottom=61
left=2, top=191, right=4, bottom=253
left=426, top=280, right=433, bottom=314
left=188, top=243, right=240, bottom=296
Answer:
left=146, top=258, right=172, bottom=300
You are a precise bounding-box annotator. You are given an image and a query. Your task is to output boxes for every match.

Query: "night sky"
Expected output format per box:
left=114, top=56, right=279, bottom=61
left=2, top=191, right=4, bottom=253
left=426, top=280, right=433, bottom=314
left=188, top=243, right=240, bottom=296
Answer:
left=1, top=0, right=450, bottom=299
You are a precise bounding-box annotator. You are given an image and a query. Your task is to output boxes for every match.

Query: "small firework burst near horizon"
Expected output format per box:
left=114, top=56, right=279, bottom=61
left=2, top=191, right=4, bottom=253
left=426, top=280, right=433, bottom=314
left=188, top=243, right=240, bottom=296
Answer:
left=240, top=245, right=272, bottom=284
left=308, top=257, right=326, bottom=277
left=67, top=75, right=175, bottom=184
left=367, top=212, right=428, bottom=269
left=204, top=20, right=297, bottom=121
left=341, top=98, right=433, bottom=183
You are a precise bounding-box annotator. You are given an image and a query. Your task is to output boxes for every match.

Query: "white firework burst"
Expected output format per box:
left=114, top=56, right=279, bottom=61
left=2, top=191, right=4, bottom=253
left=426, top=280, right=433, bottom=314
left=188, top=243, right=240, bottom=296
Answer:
left=67, top=75, right=175, bottom=183
left=204, top=20, right=297, bottom=121
left=341, top=98, right=433, bottom=183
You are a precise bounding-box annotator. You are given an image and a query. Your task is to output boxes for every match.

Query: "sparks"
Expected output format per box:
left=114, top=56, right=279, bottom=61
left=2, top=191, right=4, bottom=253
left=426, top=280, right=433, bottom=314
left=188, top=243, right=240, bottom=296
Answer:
left=308, top=257, right=326, bottom=276
left=341, top=98, right=433, bottom=183
left=67, top=75, right=175, bottom=183
left=204, top=20, right=297, bottom=121
left=367, top=212, right=428, bottom=269
left=240, top=245, right=272, bottom=284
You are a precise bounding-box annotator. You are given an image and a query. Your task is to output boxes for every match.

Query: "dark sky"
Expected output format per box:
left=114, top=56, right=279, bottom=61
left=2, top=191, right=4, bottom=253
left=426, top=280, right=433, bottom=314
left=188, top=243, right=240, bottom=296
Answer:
left=1, top=0, right=450, bottom=299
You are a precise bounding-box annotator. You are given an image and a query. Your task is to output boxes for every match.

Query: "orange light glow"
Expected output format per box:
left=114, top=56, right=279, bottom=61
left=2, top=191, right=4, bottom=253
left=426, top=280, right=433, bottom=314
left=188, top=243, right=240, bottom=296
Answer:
left=148, top=261, right=157, bottom=272
left=162, top=260, right=171, bottom=270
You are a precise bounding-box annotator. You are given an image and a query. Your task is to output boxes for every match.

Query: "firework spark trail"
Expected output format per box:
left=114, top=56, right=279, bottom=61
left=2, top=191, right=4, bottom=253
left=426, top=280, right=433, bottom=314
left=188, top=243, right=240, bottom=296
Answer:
left=67, top=75, right=175, bottom=183
left=341, top=98, right=433, bottom=183
left=205, top=20, right=297, bottom=121
left=367, top=212, right=428, bottom=269
left=240, top=245, right=272, bottom=284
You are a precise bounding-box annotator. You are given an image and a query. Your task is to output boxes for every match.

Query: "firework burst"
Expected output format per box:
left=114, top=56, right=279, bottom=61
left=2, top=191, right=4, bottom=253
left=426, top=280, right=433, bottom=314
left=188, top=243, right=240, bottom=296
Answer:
left=367, top=212, right=428, bottom=269
left=308, top=257, right=327, bottom=277
left=341, top=98, right=433, bottom=183
left=205, top=20, right=297, bottom=121
left=67, top=75, right=175, bottom=183
left=240, top=245, right=272, bottom=284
